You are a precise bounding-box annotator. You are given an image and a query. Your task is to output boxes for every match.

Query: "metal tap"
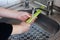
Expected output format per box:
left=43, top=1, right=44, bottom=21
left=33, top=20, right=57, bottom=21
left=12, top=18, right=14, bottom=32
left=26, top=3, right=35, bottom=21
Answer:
left=32, top=0, right=54, bottom=15
left=47, top=1, right=54, bottom=15
left=25, top=0, right=29, bottom=8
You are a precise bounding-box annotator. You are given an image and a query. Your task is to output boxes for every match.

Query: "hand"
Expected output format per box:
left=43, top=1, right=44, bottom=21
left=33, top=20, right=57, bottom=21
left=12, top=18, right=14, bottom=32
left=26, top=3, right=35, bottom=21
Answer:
left=12, top=22, right=30, bottom=34
left=0, top=8, right=31, bottom=21
left=19, top=22, right=31, bottom=33
left=19, top=17, right=37, bottom=33
left=12, top=17, right=37, bottom=35
left=17, top=11, right=31, bottom=21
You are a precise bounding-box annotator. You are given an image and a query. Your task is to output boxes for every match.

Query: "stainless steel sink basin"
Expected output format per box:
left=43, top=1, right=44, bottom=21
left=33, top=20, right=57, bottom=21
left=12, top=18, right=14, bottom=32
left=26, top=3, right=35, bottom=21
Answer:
left=18, top=10, right=59, bottom=33
left=0, top=10, right=59, bottom=40
left=0, top=10, right=59, bottom=34
left=0, top=0, right=59, bottom=40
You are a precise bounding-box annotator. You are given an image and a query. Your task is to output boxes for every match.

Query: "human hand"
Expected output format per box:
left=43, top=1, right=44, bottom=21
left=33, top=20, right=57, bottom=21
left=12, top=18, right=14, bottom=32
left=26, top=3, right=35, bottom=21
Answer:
left=17, top=11, right=31, bottom=21
left=0, top=8, right=31, bottom=21
left=12, top=22, right=30, bottom=34
left=12, top=17, right=37, bottom=34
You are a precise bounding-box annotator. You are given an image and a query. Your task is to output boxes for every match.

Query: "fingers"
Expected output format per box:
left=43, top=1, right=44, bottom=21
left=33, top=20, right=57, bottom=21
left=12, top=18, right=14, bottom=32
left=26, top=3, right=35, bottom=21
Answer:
left=22, top=12, right=31, bottom=18
left=26, top=13, right=31, bottom=18
left=17, top=11, right=32, bottom=21
left=20, top=15, right=31, bottom=21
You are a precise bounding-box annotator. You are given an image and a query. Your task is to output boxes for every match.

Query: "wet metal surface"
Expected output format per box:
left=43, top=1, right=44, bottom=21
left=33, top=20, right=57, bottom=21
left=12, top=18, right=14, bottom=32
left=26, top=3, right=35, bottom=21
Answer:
left=9, top=23, right=50, bottom=40
left=0, top=0, right=59, bottom=40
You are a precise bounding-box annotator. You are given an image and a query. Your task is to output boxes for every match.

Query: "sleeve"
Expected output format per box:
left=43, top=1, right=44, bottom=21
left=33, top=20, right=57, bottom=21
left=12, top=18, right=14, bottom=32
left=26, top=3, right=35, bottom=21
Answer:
left=0, top=23, right=13, bottom=40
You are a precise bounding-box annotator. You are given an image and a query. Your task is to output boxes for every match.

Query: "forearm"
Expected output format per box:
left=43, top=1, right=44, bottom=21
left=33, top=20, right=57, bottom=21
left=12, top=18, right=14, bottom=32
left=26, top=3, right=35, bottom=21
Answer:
left=0, top=7, right=18, bottom=19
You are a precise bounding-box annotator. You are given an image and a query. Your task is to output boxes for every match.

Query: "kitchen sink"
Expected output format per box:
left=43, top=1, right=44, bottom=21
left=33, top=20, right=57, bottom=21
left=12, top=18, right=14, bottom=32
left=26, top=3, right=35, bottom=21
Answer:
left=0, top=0, right=59, bottom=40
left=0, top=10, right=59, bottom=40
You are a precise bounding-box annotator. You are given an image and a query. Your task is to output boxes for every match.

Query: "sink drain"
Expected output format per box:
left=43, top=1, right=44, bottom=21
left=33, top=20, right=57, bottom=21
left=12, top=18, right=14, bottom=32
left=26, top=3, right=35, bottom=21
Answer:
left=9, top=23, right=50, bottom=40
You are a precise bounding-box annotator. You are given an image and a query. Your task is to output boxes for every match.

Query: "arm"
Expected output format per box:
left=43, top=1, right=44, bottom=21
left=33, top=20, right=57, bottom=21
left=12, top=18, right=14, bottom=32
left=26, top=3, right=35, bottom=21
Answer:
left=0, top=23, right=13, bottom=40
left=0, top=7, right=31, bottom=21
left=0, top=7, right=18, bottom=19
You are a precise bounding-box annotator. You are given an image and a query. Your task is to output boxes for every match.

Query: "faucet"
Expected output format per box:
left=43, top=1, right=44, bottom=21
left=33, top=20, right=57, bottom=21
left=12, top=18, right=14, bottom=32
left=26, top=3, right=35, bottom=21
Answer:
left=47, top=1, right=54, bottom=15
left=32, top=0, right=54, bottom=16
left=24, top=0, right=29, bottom=8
